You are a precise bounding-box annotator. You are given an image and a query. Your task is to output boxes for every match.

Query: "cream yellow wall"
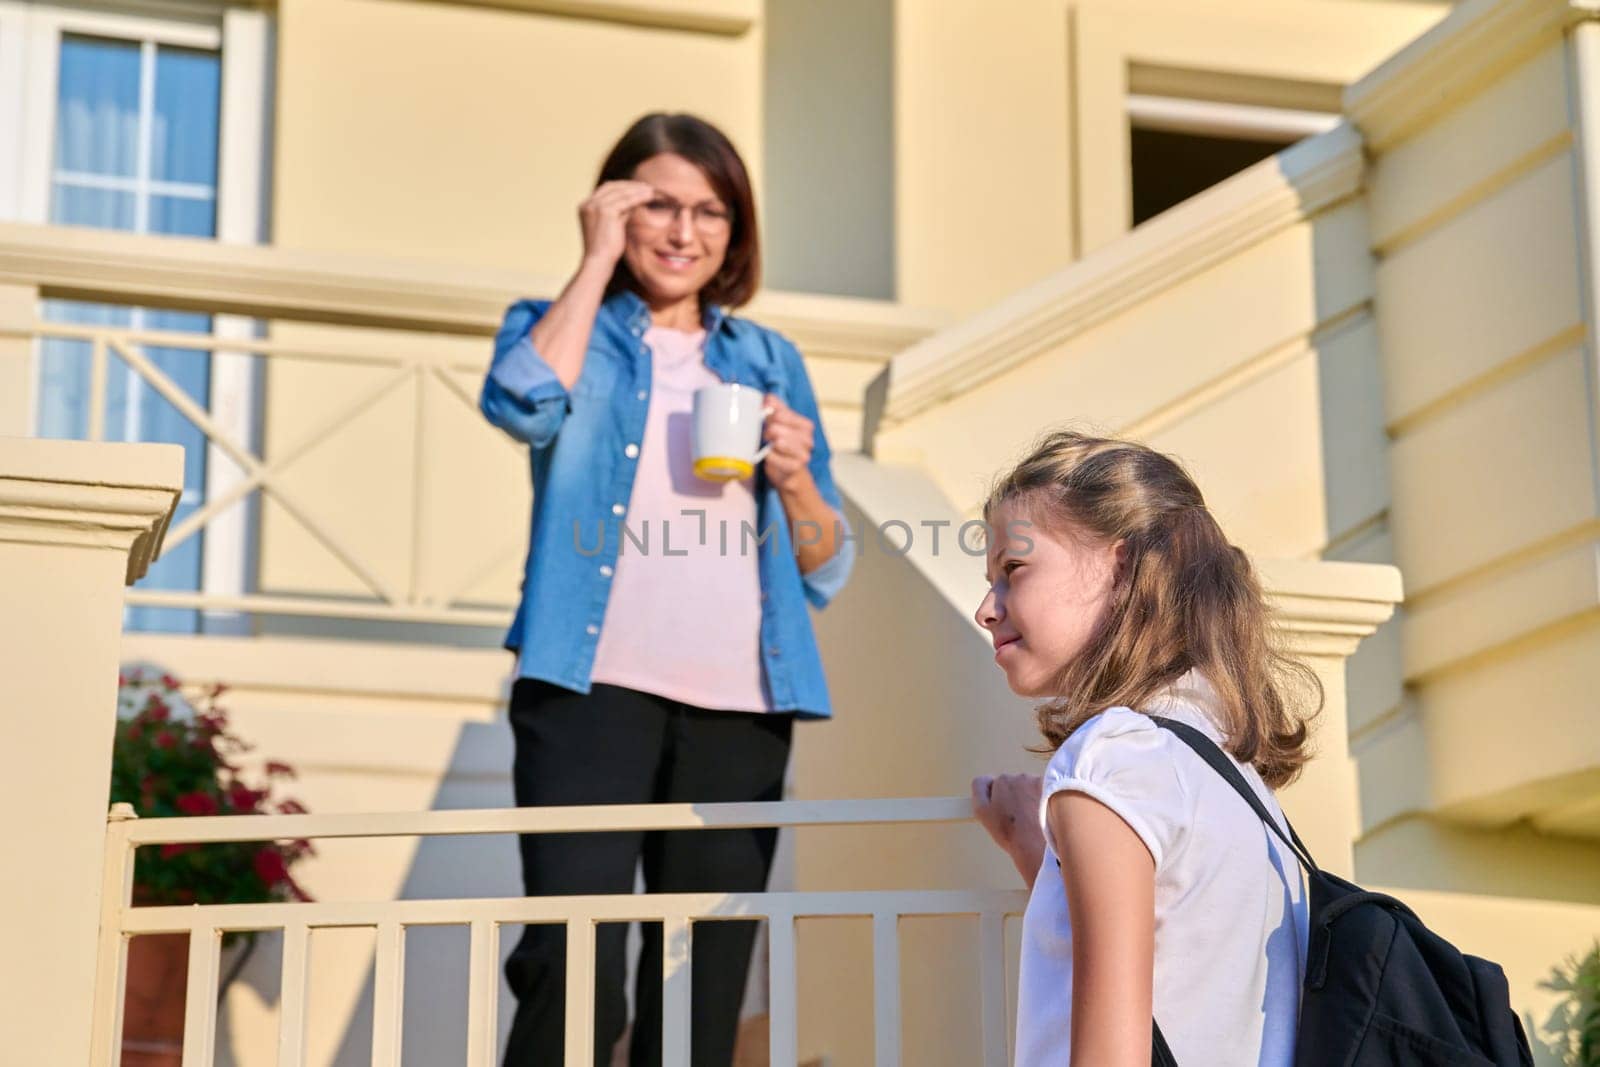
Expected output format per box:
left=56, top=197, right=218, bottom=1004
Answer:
left=1071, top=0, right=1449, bottom=255
left=0, top=439, right=182, bottom=1067
left=762, top=0, right=894, bottom=300
left=889, top=0, right=1446, bottom=316
left=271, top=0, right=762, bottom=275
left=795, top=463, right=1040, bottom=1067
left=891, top=0, right=1075, bottom=315
left=872, top=130, right=1383, bottom=568
left=1344, top=12, right=1600, bottom=896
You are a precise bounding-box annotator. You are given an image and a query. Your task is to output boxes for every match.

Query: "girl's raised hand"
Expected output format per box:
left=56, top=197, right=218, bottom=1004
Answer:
left=578, top=180, right=657, bottom=270
left=971, top=773, right=1046, bottom=887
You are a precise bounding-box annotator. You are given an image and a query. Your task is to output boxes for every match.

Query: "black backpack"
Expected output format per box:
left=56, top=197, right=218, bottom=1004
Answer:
left=1145, top=715, right=1534, bottom=1067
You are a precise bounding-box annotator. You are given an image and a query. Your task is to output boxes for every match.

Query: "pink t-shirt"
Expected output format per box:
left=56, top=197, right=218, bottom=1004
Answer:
left=588, top=325, right=773, bottom=712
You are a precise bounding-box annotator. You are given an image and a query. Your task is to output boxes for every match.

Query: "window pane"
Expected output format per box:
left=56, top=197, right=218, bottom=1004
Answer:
left=125, top=497, right=205, bottom=634
left=119, top=320, right=211, bottom=635
left=38, top=301, right=212, bottom=634
left=55, top=36, right=141, bottom=178
left=1129, top=126, right=1287, bottom=227
left=35, top=301, right=135, bottom=440
left=150, top=194, right=216, bottom=237
left=51, top=182, right=136, bottom=229
left=152, top=46, right=220, bottom=186
left=126, top=496, right=205, bottom=632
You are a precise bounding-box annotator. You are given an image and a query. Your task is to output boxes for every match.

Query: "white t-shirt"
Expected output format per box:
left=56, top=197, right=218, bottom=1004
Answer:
left=1015, top=669, right=1309, bottom=1067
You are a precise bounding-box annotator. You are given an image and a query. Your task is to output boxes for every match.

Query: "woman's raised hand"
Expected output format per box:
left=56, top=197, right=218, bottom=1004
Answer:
left=579, top=180, right=657, bottom=269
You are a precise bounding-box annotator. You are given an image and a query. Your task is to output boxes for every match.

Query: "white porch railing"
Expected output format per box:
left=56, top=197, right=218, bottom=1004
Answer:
left=29, top=316, right=522, bottom=628
left=92, top=797, right=1028, bottom=1067
left=0, top=219, right=945, bottom=632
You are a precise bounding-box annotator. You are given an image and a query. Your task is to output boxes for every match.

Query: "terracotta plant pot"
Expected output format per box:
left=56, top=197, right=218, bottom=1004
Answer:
left=121, top=931, right=188, bottom=1067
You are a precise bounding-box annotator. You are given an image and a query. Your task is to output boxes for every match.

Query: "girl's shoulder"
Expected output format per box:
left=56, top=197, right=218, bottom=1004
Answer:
left=1043, top=706, right=1165, bottom=783
left=1040, top=707, right=1194, bottom=866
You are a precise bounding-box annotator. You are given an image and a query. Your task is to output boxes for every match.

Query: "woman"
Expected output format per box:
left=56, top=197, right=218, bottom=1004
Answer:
left=479, top=112, right=855, bottom=1067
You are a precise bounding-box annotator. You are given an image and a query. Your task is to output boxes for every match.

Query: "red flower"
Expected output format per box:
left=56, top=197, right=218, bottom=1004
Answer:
left=175, top=792, right=218, bottom=816
left=153, top=732, right=176, bottom=751
left=198, top=712, right=226, bottom=733
left=118, top=671, right=128, bottom=686
left=276, top=799, right=309, bottom=815
left=161, top=673, right=180, bottom=691
left=254, top=847, right=289, bottom=887
left=144, top=696, right=170, bottom=723
left=159, top=842, right=199, bottom=860
left=228, top=783, right=265, bottom=812
left=126, top=724, right=142, bottom=743
left=264, top=761, right=297, bottom=779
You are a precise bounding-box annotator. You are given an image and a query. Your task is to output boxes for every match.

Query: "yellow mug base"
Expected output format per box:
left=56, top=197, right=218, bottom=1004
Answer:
left=694, top=455, right=755, bottom=482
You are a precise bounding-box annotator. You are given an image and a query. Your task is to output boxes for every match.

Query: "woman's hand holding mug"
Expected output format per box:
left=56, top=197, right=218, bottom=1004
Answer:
left=760, top=394, right=815, bottom=491
left=578, top=180, right=657, bottom=269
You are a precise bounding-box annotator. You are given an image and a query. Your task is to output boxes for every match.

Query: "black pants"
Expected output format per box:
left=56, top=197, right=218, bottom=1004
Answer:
left=501, top=678, right=793, bottom=1067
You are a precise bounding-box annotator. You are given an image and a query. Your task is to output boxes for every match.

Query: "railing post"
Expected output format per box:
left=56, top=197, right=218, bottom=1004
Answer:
left=0, top=283, right=38, bottom=437
left=0, top=436, right=182, bottom=1065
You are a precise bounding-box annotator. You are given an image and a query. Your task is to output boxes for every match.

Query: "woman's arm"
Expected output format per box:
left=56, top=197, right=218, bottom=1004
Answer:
left=531, top=180, right=657, bottom=390
left=1048, top=791, right=1157, bottom=1067
left=762, top=336, right=857, bottom=600
left=763, top=392, right=842, bottom=576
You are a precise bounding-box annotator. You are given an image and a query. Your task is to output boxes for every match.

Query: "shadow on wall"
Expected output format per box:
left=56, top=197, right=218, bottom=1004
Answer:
left=798, top=483, right=1039, bottom=1067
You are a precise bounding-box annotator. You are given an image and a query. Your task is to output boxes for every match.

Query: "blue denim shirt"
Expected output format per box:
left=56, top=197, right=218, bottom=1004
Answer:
left=479, top=288, right=855, bottom=719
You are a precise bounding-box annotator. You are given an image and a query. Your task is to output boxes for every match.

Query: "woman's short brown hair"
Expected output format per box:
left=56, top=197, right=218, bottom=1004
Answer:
left=596, top=112, right=761, bottom=310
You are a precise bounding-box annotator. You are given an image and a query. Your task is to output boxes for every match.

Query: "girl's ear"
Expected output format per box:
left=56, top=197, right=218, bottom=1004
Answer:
left=1112, top=538, right=1131, bottom=580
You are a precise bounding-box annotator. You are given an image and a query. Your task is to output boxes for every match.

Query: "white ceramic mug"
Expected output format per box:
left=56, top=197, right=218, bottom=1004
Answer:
left=691, top=382, right=775, bottom=481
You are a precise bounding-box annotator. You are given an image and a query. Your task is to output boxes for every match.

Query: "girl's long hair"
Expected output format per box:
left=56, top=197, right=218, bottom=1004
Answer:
left=984, top=430, right=1321, bottom=788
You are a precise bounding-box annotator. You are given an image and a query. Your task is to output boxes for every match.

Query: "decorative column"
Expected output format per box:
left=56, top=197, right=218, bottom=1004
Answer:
left=0, top=437, right=181, bottom=1065
left=1259, top=557, right=1404, bottom=878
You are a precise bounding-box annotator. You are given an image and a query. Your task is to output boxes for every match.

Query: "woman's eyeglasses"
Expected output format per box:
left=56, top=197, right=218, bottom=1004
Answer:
left=634, top=196, right=733, bottom=237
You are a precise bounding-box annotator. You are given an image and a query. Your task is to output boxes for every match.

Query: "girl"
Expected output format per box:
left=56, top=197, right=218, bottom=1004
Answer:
left=970, top=430, right=1319, bottom=1066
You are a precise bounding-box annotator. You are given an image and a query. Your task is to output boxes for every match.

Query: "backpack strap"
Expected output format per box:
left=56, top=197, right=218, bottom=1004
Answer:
left=1147, top=715, right=1320, bottom=875
left=1152, top=1019, right=1179, bottom=1066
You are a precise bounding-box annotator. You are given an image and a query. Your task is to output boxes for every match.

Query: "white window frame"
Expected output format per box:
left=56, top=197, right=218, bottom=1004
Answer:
left=0, top=0, right=273, bottom=634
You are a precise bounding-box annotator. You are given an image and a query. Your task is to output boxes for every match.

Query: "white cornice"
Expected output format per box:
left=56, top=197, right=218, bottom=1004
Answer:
left=1345, top=0, right=1599, bottom=151
left=0, top=438, right=184, bottom=583
left=0, top=221, right=561, bottom=333
left=417, top=0, right=758, bottom=35
left=1259, top=558, right=1405, bottom=659
left=877, top=122, right=1365, bottom=429
left=0, top=221, right=938, bottom=364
